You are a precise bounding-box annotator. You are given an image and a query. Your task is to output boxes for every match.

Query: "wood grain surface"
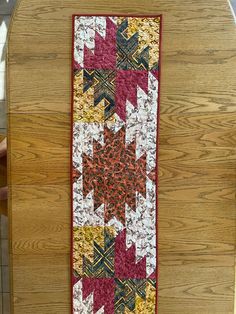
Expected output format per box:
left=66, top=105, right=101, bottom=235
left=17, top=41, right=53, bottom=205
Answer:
left=7, top=0, right=236, bottom=313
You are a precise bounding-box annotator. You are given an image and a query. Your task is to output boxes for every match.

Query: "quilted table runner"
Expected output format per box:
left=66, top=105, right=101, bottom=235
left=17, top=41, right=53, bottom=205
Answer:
left=71, top=14, right=162, bottom=313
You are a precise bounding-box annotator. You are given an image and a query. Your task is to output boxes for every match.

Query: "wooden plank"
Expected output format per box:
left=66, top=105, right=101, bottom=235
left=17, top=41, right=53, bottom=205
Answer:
left=160, top=91, right=236, bottom=114
left=159, top=128, right=236, bottom=147
left=11, top=185, right=70, bottom=255
left=12, top=254, right=70, bottom=293
left=160, top=113, right=236, bottom=132
left=160, top=254, right=234, bottom=267
left=159, top=147, right=236, bottom=164
left=9, top=115, right=236, bottom=186
left=161, top=59, right=236, bottom=92
left=9, top=114, right=70, bottom=185
left=9, top=26, right=236, bottom=54
left=159, top=185, right=235, bottom=202
left=7, top=50, right=236, bottom=113
left=159, top=162, right=235, bottom=185
left=8, top=56, right=71, bottom=113
left=158, top=264, right=234, bottom=313
left=159, top=203, right=235, bottom=313
left=12, top=291, right=70, bottom=314
left=159, top=202, right=235, bottom=248
left=12, top=254, right=69, bottom=313
left=9, top=88, right=236, bottom=115
left=8, top=0, right=236, bottom=54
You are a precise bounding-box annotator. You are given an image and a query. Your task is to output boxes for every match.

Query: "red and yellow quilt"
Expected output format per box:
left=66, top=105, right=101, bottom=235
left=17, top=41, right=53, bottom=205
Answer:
left=71, top=15, right=162, bottom=313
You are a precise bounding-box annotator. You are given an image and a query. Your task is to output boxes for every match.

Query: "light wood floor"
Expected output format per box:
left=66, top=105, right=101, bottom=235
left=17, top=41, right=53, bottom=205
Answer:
left=7, top=0, right=236, bottom=313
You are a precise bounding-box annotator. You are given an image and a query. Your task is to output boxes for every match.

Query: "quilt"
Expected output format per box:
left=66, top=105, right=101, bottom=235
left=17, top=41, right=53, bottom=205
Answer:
left=71, top=14, right=162, bottom=313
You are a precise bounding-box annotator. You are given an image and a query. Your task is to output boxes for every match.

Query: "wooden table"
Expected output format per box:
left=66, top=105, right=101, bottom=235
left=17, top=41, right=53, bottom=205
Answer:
left=7, top=0, right=236, bottom=313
